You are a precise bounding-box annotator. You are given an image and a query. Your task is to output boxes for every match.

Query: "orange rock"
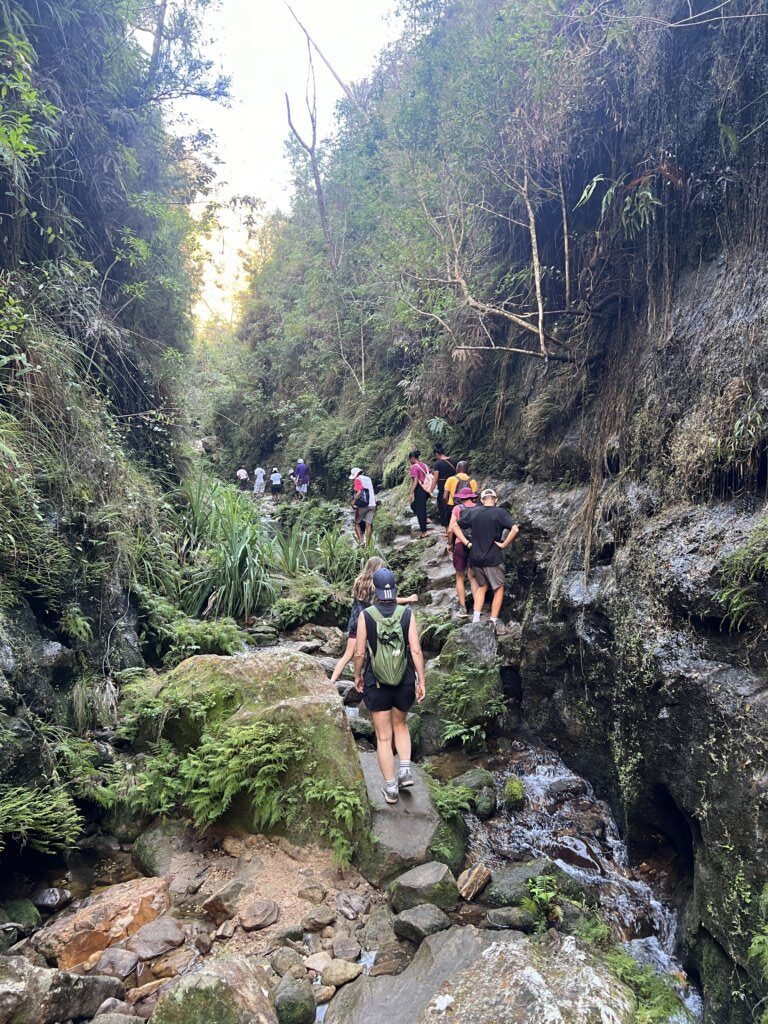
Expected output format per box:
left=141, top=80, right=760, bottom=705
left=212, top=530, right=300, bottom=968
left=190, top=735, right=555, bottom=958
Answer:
left=126, top=978, right=170, bottom=1004
left=33, top=877, right=169, bottom=972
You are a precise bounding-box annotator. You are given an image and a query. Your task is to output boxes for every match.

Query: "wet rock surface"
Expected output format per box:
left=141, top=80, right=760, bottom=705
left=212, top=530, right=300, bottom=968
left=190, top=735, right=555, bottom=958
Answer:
left=325, top=927, right=635, bottom=1024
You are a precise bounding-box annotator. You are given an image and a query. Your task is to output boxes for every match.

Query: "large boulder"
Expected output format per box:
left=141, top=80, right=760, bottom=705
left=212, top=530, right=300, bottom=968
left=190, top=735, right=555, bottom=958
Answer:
left=120, top=650, right=368, bottom=845
left=389, top=862, right=459, bottom=913
left=32, top=876, right=169, bottom=971
left=0, top=955, right=124, bottom=1024
left=325, top=927, right=635, bottom=1023
left=152, top=956, right=276, bottom=1024
left=419, top=623, right=504, bottom=754
left=354, top=752, right=467, bottom=886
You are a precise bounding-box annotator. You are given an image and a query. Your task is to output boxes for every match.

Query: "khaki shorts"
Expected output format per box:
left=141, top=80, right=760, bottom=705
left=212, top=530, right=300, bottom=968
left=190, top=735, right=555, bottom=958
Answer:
left=358, top=506, right=376, bottom=525
left=472, top=563, right=505, bottom=590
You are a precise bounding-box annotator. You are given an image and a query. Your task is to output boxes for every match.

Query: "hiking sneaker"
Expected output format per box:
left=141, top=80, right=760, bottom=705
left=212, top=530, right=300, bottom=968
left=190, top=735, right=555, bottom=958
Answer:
left=397, top=767, right=414, bottom=789
left=381, top=783, right=399, bottom=804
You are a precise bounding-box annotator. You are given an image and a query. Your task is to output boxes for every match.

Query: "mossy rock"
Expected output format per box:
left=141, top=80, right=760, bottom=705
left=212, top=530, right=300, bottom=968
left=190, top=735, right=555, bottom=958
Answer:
left=449, top=768, right=497, bottom=819
left=0, top=898, right=41, bottom=953
left=421, top=623, right=504, bottom=754
left=119, top=651, right=370, bottom=852
left=503, top=777, right=525, bottom=810
left=152, top=958, right=276, bottom=1024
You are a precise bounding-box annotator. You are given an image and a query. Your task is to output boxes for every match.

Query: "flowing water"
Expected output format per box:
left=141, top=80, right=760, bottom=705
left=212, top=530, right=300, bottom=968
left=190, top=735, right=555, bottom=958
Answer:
left=428, top=736, right=703, bottom=1019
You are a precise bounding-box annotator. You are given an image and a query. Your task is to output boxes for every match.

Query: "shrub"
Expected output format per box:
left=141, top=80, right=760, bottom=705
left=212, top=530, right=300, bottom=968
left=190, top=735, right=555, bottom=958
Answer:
left=0, top=784, right=82, bottom=855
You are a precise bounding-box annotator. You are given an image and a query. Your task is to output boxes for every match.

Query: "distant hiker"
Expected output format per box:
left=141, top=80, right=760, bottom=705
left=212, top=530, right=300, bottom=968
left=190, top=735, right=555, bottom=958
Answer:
left=444, top=461, right=478, bottom=509
left=354, top=568, right=426, bottom=803
left=253, top=466, right=266, bottom=496
left=452, top=488, right=519, bottom=628
left=432, top=444, right=456, bottom=530
left=349, top=466, right=377, bottom=545
left=447, top=485, right=478, bottom=615
left=269, top=467, right=283, bottom=502
left=407, top=450, right=432, bottom=539
left=295, top=458, right=310, bottom=499
left=330, top=557, right=418, bottom=685
left=236, top=467, right=249, bottom=490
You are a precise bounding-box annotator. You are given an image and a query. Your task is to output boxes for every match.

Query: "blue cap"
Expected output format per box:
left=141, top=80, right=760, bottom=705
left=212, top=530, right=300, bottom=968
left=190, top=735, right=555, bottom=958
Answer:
left=373, top=567, right=397, bottom=602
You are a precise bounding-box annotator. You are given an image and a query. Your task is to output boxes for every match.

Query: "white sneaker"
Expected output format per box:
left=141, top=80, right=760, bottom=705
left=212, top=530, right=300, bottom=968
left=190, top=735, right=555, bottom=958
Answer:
left=381, top=784, right=399, bottom=804
left=397, top=768, right=414, bottom=789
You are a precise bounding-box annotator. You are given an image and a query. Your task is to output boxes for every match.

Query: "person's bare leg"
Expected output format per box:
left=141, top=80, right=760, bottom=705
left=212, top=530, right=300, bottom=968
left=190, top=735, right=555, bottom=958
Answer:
left=455, top=570, right=466, bottom=609
left=473, top=583, right=488, bottom=617
left=391, top=707, right=411, bottom=764
left=490, top=585, right=505, bottom=620
left=371, top=710, right=395, bottom=782
left=468, top=568, right=477, bottom=599
left=330, top=636, right=355, bottom=684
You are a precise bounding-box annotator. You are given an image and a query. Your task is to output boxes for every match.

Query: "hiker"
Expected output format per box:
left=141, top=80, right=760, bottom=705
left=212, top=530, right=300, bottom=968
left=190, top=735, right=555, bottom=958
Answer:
left=269, top=466, right=283, bottom=502
left=349, top=466, right=377, bottom=545
left=452, top=488, right=520, bottom=628
left=354, top=568, right=426, bottom=804
left=253, top=466, right=266, bottom=496
left=407, top=450, right=432, bottom=539
left=330, top=557, right=418, bottom=685
left=447, top=485, right=478, bottom=615
left=236, top=467, right=249, bottom=491
left=432, top=444, right=456, bottom=530
left=444, top=460, right=478, bottom=509
left=295, top=458, right=310, bottom=499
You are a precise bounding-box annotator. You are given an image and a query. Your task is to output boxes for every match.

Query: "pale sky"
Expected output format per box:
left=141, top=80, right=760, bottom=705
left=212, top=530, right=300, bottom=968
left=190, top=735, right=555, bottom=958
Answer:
left=180, top=0, right=401, bottom=320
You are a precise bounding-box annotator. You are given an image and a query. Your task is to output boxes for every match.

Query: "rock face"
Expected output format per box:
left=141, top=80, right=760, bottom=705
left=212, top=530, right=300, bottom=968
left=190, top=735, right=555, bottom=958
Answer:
left=505, top=472, right=768, bottom=1016
left=152, top=956, right=276, bottom=1024
left=355, top=752, right=466, bottom=886
left=389, top=862, right=459, bottom=913
left=0, top=955, right=124, bottom=1024
left=123, top=650, right=368, bottom=845
left=32, top=876, right=170, bottom=971
left=420, top=623, right=504, bottom=755
left=325, top=927, right=634, bottom=1024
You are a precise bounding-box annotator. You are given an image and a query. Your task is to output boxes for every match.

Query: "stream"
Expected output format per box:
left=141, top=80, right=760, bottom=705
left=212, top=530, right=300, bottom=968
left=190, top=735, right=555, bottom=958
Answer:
left=426, top=735, right=703, bottom=1020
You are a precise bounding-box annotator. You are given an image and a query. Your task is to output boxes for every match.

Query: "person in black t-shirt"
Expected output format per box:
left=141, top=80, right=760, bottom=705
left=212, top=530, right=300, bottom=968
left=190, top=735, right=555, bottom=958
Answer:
left=432, top=444, right=456, bottom=530
left=453, top=489, right=519, bottom=627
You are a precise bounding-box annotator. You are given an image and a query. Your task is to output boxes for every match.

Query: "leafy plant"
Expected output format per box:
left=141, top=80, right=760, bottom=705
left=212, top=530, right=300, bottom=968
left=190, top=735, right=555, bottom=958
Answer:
left=425, top=775, right=473, bottom=822
left=605, top=948, right=686, bottom=1024
left=0, top=783, right=82, bottom=855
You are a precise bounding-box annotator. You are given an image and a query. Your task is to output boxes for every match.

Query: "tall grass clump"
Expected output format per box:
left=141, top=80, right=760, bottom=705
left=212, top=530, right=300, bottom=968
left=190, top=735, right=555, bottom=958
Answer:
left=178, top=475, right=275, bottom=620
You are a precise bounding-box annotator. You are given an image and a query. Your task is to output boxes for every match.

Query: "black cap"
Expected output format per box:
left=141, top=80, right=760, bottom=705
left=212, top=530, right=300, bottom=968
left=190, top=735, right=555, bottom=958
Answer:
left=373, top=567, right=397, bottom=602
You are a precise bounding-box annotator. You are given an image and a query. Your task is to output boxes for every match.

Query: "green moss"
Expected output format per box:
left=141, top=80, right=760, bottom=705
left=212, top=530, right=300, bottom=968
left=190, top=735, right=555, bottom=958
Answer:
left=152, top=977, right=244, bottom=1024
left=504, top=776, right=525, bottom=810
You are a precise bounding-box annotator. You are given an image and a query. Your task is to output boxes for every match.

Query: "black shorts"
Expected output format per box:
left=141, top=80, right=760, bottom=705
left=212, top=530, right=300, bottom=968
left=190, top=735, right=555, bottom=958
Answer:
left=363, top=677, right=416, bottom=714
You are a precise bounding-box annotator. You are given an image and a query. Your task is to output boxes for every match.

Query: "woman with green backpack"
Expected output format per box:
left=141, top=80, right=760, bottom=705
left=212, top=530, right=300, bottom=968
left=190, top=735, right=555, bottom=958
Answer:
left=353, top=568, right=426, bottom=804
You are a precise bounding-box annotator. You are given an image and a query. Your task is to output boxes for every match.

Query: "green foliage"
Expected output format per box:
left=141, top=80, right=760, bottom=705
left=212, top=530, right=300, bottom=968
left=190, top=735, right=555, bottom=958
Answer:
left=521, top=874, right=561, bottom=922
left=718, top=518, right=768, bottom=634
left=425, top=774, right=473, bottom=823
left=120, top=718, right=365, bottom=865
left=574, top=913, right=612, bottom=948
left=0, top=783, right=82, bottom=855
left=748, top=884, right=768, bottom=980
left=417, top=612, right=458, bottom=651
left=432, top=662, right=505, bottom=749
left=604, top=947, right=686, bottom=1024
left=136, top=585, right=245, bottom=667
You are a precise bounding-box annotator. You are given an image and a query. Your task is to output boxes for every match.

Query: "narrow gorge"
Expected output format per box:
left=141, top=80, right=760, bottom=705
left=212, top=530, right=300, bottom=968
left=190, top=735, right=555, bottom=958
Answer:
left=1, top=1, right=767, bottom=1023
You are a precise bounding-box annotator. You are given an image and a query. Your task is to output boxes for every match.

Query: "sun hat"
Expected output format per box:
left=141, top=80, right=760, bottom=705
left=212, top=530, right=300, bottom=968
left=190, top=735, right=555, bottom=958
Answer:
left=373, top=567, right=397, bottom=602
left=480, top=488, right=497, bottom=500
left=349, top=467, right=362, bottom=479
left=456, top=486, right=477, bottom=501
left=297, top=458, right=304, bottom=464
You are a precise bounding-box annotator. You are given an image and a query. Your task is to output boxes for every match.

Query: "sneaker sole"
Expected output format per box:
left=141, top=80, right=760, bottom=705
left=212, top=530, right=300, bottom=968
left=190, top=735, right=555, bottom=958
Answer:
left=381, top=787, right=399, bottom=804
left=398, top=778, right=414, bottom=788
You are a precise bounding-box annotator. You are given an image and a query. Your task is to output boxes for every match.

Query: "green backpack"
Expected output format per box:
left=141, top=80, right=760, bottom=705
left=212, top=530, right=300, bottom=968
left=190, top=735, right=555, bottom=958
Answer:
left=367, top=606, right=408, bottom=687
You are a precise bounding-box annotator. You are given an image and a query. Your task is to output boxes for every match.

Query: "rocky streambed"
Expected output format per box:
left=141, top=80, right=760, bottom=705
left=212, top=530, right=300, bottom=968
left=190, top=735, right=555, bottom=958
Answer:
left=0, top=605, right=702, bottom=1024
